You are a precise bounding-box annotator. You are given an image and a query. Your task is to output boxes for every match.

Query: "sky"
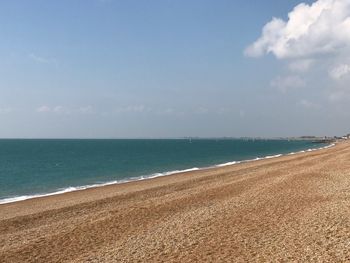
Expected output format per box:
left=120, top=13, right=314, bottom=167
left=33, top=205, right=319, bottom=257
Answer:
left=1, top=0, right=350, bottom=138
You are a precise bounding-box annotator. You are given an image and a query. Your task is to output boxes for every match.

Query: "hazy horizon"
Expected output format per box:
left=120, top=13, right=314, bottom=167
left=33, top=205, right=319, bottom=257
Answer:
left=1, top=0, right=350, bottom=138
left=0, top=135, right=335, bottom=140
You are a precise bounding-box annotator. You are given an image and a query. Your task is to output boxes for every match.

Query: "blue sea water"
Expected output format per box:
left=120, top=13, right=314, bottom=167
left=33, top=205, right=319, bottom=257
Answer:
left=0, top=139, right=328, bottom=203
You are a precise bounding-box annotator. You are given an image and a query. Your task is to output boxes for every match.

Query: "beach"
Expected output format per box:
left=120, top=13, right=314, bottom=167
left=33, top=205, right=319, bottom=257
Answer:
left=1, top=140, right=350, bottom=262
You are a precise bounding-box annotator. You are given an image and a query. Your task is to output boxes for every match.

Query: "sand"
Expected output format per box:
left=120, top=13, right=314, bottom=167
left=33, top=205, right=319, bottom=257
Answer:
left=1, top=141, right=350, bottom=262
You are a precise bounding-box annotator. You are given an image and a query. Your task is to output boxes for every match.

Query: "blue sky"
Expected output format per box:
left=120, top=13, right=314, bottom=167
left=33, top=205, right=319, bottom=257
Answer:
left=1, top=0, right=349, bottom=138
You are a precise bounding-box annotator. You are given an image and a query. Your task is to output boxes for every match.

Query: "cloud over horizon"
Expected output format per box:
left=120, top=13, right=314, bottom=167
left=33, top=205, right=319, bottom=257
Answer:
left=270, top=75, right=306, bottom=92
left=245, top=0, right=350, bottom=79
left=245, top=0, right=350, bottom=60
left=35, top=105, right=94, bottom=115
left=246, top=0, right=350, bottom=101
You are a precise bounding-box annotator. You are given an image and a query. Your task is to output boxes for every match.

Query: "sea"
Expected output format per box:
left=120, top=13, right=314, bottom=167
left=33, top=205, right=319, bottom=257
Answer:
left=0, top=139, right=330, bottom=204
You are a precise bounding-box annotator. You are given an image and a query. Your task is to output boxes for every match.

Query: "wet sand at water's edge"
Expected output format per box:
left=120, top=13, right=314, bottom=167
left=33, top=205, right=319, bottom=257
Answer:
left=1, top=141, right=350, bottom=262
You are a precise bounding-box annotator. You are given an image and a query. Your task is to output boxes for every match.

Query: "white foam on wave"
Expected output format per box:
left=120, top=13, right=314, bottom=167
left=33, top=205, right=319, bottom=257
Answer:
left=0, top=186, right=82, bottom=205
left=0, top=167, right=200, bottom=205
left=0, top=142, right=337, bottom=205
left=265, top=154, right=282, bottom=159
left=216, top=161, right=238, bottom=167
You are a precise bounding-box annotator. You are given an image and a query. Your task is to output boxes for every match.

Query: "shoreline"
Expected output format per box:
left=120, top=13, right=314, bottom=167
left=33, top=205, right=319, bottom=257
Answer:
left=0, top=142, right=335, bottom=205
left=1, top=140, right=349, bottom=262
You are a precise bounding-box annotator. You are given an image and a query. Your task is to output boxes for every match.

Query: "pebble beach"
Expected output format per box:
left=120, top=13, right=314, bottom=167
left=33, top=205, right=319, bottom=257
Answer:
left=1, top=140, right=350, bottom=262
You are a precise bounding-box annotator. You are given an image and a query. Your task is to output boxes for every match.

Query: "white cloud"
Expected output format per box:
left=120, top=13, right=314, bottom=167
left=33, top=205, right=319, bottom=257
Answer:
left=163, top=108, right=175, bottom=114
left=0, top=107, right=14, bottom=114
left=154, top=107, right=187, bottom=116
left=328, top=91, right=347, bottom=103
left=78, top=106, right=93, bottom=114
left=246, top=0, right=350, bottom=99
left=329, top=63, right=350, bottom=79
left=298, top=99, right=320, bottom=109
left=36, top=105, right=93, bottom=115
left=36, top=105, right=51, bottom=113
left=53, top=106, right=71, bottom=114
left=29, top=53, right=57, bottom=64
left=270, top=75, right=306, bottom=92
left=114, top=105, right=149, bottom=113
left=245, top=0, right=350, bottom=59
left=53, top=106, right=62, bottom=113
left=217, top=107, right=233, bottom=115
left=245, top=17, right=287, bottom=58
left=129, top=105, right=145, bottom=113
left=288, top=59, right=314, bottom=72
left=195, top=107, right=209, bottom=114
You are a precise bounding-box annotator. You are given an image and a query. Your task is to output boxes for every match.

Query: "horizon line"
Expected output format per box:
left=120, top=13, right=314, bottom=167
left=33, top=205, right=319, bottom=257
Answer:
left=0, top=136, right=335, bottom=140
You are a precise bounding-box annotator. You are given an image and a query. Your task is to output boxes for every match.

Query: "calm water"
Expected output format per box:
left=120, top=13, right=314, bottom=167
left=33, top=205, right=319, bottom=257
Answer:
left=0, top=139, right=327, bottom=203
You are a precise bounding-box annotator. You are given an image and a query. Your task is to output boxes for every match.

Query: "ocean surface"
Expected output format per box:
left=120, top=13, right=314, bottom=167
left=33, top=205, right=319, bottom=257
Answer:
left=0, top=139, right=329, bottom=204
